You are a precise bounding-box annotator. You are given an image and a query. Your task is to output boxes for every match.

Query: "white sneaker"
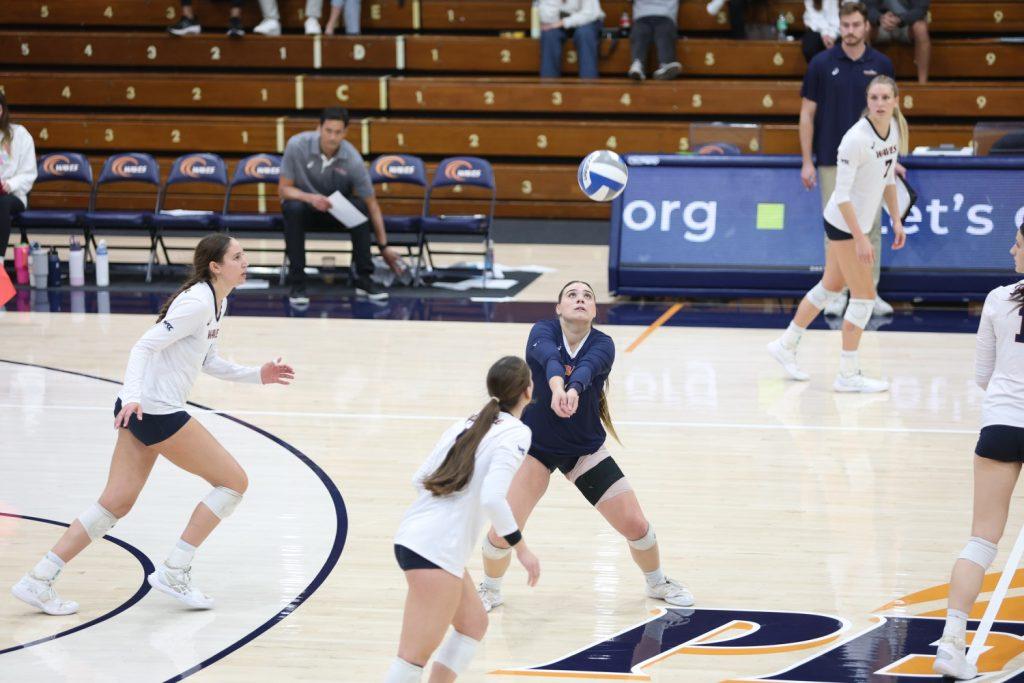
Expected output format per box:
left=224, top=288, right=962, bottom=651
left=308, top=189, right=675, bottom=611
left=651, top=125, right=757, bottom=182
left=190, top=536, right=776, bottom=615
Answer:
left=11, top=574, right=79, bottom=615
left=872, top=296, right=894, bottom=316
left=824, top=290, right=849, bottom=317
left=304, top=17, right=322, bottom=34
left=628, top=59, right=645, bottom=81
left=706, top=0, right=727, bottom=14
left=253, top=18, right=281, bottom=36
left=833, top=372, right=889, bottom=393
left=477, top=584, right=503, bottom=613
left=932, top=635, right=977, bottom=680
left=645, top=577, right=695, bottom=607
left=767, top=339, right=810, bottom=381
left=148, top=565, right=214, bottom=609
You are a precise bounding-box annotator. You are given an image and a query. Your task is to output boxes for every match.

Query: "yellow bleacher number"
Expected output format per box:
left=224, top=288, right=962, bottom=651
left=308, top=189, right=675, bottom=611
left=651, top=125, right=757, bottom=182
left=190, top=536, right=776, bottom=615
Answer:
left=515, top=9, right=526, bottom=22
left=977, top=95, right=987, bottom=110
left=210, top=46, right=221, bottom=61
left=566, top=50, right=577, bottom=64
left=125, top=86, right=136, bottom=100
left=749, top=138, right=760, bottom=152
left=103, top=6, right=114, bottom=18
left=447, top=9, right=456, bottom=23
left=167, top=6, right=176, bottom=19
left=773, top=52, right=784, bottom=66
left=84, top=44, right=94, bottom=57
left=619, top=93, right=631, bottom=106
left=61, top=86, right=71, bottom=99
left=536, top=134, right=548, bottom=149
left=704, top=52, right=715, bottom=66
left=551, top=91, right=563, bottom=105
left=104, top=128, right=114, bottom=142
left=692, top=94, right=703, bottom=108
left=762, top=94, right=773, bottom=108
left=500, top=49, right=511, bottom=63
left=40, top=5, right=49, bottom=18
left=396, top=133, right=405, bottom=147
left=431, top=48, right=440, bottom=62
left=280, top=47, right=288, bottom=61
left=606, top=136, right=617, bottom=149
left=414, top=90, right=423, bottom=104
left=468, top=133, right=480, bottom=148
left=986, top=52, right=996, bottom=65
left=902, top=94, right=913, bottom=109
left=39, top=128, right=49, bottom=141
left=353, top=45, right=366, bottom=61
left=20, top=43, right=30, bottom=56
left=678, top=137, right=689, bottom=151
left=994, top=10, right=1004, bottom=23
left=484, top=91, right=495, bottom=105
left=260, top=88, right=268, bottom=101
left=371, top=4, right=382, bottom=20
left=337, top=85, right=350, bottom=101
left=171, top=129, right=181, bottom=143
left=241, top=131, right=249, bottom=144
left=192, top=87, right=202, bottom=101
left=521, top=180, right=532, bottom=195
left=147, top=45, right=157, bottom=60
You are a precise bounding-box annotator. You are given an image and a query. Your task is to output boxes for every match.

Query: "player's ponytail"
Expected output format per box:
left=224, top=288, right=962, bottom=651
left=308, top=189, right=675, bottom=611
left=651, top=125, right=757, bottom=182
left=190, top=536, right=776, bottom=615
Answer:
left=598, top=383, right=621, bottom=444
left=895, top=106, right=909, bottom=156
left=156, top=233, right=233, bottom=322
left=423, top=356, right=532, bottom=496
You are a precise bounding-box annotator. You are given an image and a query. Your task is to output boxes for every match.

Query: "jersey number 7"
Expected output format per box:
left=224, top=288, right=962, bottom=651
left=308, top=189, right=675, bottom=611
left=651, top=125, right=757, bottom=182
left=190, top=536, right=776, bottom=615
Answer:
left=883, top=159, right=893, bottom=178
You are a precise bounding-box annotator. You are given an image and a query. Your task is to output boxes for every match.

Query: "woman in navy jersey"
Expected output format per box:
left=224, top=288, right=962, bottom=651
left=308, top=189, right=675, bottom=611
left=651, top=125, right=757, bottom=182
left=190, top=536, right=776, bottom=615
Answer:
left=475, top=280, right=694, bottom=611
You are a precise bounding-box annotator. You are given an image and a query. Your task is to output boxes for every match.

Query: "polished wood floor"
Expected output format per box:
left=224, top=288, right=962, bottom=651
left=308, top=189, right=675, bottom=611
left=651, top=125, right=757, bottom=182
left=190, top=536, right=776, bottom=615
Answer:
left=1, top=302, right=1020, bottom=682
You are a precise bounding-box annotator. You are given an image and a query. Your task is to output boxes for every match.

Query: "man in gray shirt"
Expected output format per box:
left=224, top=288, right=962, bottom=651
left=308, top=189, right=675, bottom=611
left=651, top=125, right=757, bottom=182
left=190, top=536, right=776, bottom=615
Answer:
left=279, top=107, right=400, bottom=303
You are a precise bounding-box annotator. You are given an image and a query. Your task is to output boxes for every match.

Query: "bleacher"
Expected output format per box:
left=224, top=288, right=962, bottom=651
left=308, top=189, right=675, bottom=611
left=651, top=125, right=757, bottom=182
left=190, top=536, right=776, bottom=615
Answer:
left=2, top=0, right=1022, bottom=222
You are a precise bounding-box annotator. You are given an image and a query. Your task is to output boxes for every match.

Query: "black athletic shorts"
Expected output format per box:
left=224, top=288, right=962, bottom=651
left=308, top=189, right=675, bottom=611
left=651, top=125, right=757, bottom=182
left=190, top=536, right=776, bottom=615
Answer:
left=113, top=398, right=191, bottom=447
left=824, top=219, right=854, bottom=241
left=394, top=544, right=442, bottom=571
left=530, top=450, right=579, bottom=475
left=976, top=425, right=1024, bottom=462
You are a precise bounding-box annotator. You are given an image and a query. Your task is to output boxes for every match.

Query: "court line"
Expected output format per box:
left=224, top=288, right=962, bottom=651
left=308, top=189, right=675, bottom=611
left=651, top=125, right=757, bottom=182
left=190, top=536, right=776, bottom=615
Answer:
left=0, top=402, right=976, bottom=436
left=625, top=303, right=683, bottom=353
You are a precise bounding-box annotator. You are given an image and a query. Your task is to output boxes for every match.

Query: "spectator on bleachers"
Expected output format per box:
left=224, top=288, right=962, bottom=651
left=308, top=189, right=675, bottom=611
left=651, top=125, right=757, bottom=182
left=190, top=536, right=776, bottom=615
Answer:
left=802, top=0, right=840, bottom=62
left=294, top=0, right=361, bottom=35
left=0, top=92, right=36, bottom=265
left=800, top=1, right=896, bottom=316
left=705, top=0, right=757, bottom=38
left=278, top=108, right=400, bottom=305
left=538, top=0, right=606, bottom=79
left=627, top=0, right=682, bottom=80
left=168, top=0, right=246, bottom=36
left=865, top=0, right=931, bottom=83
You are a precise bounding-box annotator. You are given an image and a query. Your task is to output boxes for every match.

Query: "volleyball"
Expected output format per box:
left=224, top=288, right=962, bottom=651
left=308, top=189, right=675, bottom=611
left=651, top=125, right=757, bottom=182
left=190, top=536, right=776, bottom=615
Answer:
left=577, top=150, right=628, bottom=202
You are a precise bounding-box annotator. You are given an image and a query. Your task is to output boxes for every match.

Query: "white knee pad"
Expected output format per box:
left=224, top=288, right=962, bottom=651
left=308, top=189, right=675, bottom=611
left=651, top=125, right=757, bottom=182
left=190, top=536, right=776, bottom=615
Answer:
left=806, top=281, right=842, bottom=310
left=434, top=630, right=480, bottom=676
left=78, top=503, right=118, bottom=541
left=844, top=298, right=874, bottom=329
left=959, top=536, right=998, bottom=570
left=202, top=486, right=243, bottom=520
left=482, top=536, right=512, bottom=560
left=628, top=524, right=657, bottom=551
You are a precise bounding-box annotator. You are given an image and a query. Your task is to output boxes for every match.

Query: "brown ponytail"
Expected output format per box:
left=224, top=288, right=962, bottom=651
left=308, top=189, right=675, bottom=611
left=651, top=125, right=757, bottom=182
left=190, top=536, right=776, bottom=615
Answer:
left=423, top=356, right=532, bottom=496
left=156, top=233, right=234, bottom=322
left=599, top=384, right=621, bottom=444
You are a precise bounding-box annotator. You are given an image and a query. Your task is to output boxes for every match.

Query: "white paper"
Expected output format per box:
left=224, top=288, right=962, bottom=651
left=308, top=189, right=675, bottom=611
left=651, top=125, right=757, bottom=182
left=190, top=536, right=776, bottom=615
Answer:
left=327, top=191, right=368, bottom=227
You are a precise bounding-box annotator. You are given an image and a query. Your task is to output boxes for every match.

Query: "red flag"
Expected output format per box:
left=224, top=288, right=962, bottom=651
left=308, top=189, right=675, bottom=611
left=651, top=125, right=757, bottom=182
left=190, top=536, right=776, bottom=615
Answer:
left=0, top=266, right=15, bottom=308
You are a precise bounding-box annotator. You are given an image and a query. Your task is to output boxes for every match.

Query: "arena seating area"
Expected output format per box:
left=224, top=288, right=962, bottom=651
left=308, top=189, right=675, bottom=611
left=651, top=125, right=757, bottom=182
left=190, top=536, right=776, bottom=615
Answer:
left=2, top=0, right=1022, bottom=223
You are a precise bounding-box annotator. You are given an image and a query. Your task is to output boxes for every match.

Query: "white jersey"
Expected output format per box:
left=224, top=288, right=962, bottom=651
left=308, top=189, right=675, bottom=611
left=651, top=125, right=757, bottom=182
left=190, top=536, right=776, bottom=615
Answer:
left=118, top=282, right=260, bottom=414
left=394, top=413, right=531, bottom=577
left=823, top=117, right=899, bottom=235
left=976, top=281, right=1024, bottom=429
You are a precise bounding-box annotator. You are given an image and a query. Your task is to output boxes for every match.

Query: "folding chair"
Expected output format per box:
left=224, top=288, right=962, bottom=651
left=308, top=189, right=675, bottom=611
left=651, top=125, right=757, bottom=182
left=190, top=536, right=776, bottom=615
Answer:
left=219, top=153, right=283, bottom=233
left=15, top=153, right=94, bottom=244
left=368, top=154, right=427, bottom=278
left=419, top=156, right=496, bottom=278
left=151, top=153, right=228, bottom=267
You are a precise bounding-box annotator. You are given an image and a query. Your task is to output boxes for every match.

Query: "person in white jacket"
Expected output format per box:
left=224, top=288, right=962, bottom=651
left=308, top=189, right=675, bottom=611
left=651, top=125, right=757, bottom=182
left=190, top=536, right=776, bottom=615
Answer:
left=0, top=91, right=36, bottom=264
left=11, top=234, right=295, bottom=616
left=385, top=356, right=541, bottom=683
left=539, top=0, right=606, bottom=78
left=931, top=220, right=1024, bottom=680
left=802, top=0, right=840, bottom=62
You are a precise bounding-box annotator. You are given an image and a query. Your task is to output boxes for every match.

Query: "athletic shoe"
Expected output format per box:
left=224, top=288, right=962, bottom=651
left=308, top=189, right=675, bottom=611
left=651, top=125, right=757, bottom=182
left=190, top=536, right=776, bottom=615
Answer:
left=304, top=17, right=322, bottom=34
left=354, top=277, right=389, bottom=301
left=168, top=16, right=201, bottom=35
left=833, top=372, right=889, bottom=393
left=873, top=296, right=894, bottom=316
left=823, top=290, right=849, bottom=317
left=477, top=584, right=503, bottom=612
left=706, top=0, right=727, bottom=14
left=767, top=338, right=810, bottom=381
left=645, top=577, right=695, bottom=607
left=653, top=62, right=682, bottom=80
left=148, top=565, right=214, bottom=609
left=226, top=16, right=245, bottom=37
left=253, top=18, right=282, bottom=36
left=288, top=285, right=309, bottom=306
left=932, top=635, right=977, bottom=680
left=11, top=574, right=79, bottom=615
left=628, top=59, right=645, bottom=81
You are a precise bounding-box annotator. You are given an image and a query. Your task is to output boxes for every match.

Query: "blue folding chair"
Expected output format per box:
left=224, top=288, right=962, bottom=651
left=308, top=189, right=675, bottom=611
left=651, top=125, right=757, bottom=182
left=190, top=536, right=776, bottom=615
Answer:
left=420, top=156, right=496, bottom=277
left=83, top=153, right=161, bottom=279
left=152, top=153, right=228, bottom=268
left=369, top=154, right=427, bottom=276
left=219, top=153, right=283, bottom=233
left=15, top=153, right=94, bottom=240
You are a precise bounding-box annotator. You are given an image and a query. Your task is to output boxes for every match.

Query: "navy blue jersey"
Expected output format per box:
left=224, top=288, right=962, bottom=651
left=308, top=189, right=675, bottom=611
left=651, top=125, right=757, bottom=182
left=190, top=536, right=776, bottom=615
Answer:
left=522, top=318, right=615, bottom=460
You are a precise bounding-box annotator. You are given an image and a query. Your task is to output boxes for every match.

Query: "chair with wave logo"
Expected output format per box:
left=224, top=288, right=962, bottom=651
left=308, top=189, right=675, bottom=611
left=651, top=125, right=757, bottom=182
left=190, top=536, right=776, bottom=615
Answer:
left=368, top=154, right=427, bottom=279
left=14, top=152, right=94, bottom=242
left=83, top=153, right=161, bottom=280
left=151, top=153, right=229, bottom=274
left=420, top=156, right=496, bottom=278
left=219, top=154, right=283, bottom=233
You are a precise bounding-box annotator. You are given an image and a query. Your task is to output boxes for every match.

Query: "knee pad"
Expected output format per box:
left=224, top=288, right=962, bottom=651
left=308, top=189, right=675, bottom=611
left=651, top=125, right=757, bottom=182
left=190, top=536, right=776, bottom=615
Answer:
left=202, top=486, right=243, bottom=520
left=959, top=536, right=998, bottom=570
left=434, top=630, right=480, bottom=676
left=843, top=298, right=874, bottom=329
left=482, top=536, right=512, bottom=560
left=78, top=503, right=118, bottom=541
left=628, top=523, right=657, bottom=551
left=806, top=281, right=842, bottom=310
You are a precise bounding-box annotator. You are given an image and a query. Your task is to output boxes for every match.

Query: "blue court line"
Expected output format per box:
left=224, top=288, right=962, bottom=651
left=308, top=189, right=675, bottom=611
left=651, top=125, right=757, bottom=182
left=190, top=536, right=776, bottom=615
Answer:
left=0, top=359, right=349, bottom=682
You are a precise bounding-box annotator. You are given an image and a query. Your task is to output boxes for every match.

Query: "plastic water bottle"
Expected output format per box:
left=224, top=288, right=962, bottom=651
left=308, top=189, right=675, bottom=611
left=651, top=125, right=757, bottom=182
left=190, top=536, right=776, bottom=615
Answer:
left=30, top=242, right=47, bottom=289
left=14, top=243, right=29, bottom=284
left=95, top=240, right=110, bottom=287
left=619, top=12, right=631, bottom=38
left=776, top=13, right=789, bottom=40
left=47, top=247, right=61, bottom=288
left=69, top=236, right=85, bottom=286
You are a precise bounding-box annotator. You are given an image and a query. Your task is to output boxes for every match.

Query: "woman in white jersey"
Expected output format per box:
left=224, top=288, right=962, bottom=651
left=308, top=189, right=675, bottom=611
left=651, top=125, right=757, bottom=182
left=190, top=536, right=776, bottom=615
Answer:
left=931, top=222, right=1024, bottom=680
left=386, top=356, right=541, bottom=683
left=11, top=234, right=294, bottom=615
left=768, top=74, right=908, bottom=392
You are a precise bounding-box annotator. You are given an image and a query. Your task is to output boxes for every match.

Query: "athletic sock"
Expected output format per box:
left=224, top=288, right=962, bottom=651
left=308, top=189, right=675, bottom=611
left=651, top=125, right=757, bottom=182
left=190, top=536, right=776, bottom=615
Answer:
left=481, top=575, right=503, bottom=592
left=32, top=552, right=65, bottom=581
left=943, top=608, right=969, bottom=641
left=780, top=322, right=805, bottom=350
left=644, top=567, right=665, bottom=587
left=839, top=350, right=859, bottom=376
left=166, top=539, right=197, bottom=569
left=384, top=657, right=423, bottom=683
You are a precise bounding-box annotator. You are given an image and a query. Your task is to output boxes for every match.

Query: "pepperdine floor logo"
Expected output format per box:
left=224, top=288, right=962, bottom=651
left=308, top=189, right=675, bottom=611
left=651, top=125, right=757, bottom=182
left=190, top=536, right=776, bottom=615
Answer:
left=491, top=570, right=1024, bottom=681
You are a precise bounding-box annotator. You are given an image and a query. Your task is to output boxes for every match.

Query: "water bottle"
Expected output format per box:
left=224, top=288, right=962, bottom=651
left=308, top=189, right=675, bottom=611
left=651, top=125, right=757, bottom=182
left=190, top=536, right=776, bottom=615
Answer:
left=69, top=236, right=85, bottom=286
left=30, top=242, right=47, bottom=289
left=483, top=238, right=494, bottom=275
left=776, top=13, right=789, bottom=40
left=619, top=11, right=631, bottom=38
left=95, top=240, right=110, bottom=287
left=529, top=0, right=540, bottom=38
left=14, top=243, right=29, bottom=284
left=47, top=247, right=61, bottom=288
